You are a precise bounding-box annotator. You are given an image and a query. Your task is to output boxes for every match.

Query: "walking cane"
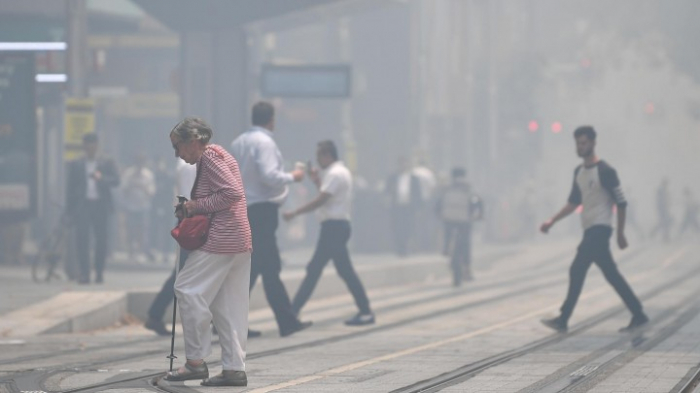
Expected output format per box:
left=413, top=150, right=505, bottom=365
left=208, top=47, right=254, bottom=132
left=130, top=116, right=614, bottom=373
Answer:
left=167, top=196, right=189, bottom=372
left=166, top=249, right=183, bottom=372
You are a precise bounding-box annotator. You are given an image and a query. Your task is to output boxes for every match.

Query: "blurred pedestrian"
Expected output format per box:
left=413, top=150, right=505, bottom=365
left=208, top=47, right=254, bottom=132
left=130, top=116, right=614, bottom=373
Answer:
left=650, top=178, right=672, bottom=242
left=413, top=160, right=438, bottom=252
left=436, top=167, right=483, bottom=286
left=540, top=126, right=647, bottom=333
left=623, top=190, right=646, bottom=242
left=678, top=187, right=700, bottom=239
left=65, top=133, right=120, bottom=284
left=144, top=158, right=196, bottom=336
left=164, top=118, right=251, bottom=387
left=284, top=140, right=375, bottom=326
left=385, top=157, right=422, bottom=256
left=150, top=156, right=175, bottom=260
left=230, top=101, right=311, bottom=338
left=121, top=152, right=156, bottom=262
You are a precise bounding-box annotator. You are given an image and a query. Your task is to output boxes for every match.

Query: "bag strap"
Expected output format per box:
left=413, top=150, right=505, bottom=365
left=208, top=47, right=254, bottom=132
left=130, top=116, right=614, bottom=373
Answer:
left=190, top=158, right=203, bottom=200
left=188, top=153, right=213, bottom=219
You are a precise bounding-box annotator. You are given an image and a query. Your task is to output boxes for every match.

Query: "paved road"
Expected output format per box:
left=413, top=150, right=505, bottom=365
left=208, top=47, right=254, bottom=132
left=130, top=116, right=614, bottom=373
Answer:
left=1, top=240, right=699, bottom=393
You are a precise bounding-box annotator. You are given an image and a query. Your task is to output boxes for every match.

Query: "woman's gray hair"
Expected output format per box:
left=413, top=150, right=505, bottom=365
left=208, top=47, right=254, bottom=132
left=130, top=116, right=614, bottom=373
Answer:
left=170, top=117, right=213, bottom=144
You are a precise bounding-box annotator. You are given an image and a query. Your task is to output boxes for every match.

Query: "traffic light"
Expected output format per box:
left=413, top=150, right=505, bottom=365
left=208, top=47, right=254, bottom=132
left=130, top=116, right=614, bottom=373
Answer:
left=551, top=122, right=562, bottom=133
left=528, top=120, right=539, bottom=133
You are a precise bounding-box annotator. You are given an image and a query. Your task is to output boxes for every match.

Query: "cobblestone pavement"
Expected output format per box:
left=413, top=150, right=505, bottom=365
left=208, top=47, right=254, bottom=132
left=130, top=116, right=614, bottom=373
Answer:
left=1, top=240, right=699, bottom=393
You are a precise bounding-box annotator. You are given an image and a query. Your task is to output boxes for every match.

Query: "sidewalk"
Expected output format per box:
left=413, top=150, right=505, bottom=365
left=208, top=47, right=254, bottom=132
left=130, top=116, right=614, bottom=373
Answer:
left=0, top=239, right=562, bottom=338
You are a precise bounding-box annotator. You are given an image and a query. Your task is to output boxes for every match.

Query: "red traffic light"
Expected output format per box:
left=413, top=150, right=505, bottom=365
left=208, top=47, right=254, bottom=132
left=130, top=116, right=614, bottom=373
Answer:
left=528, top=121, right=539, bottom=132
left=644, top=102, right=655, bottom=114
left=551, top=122, right=563, bottom=133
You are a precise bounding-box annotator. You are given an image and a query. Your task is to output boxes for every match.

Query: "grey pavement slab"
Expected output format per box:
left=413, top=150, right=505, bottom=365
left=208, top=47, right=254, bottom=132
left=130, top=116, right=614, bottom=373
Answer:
left=0, top=240, right=550, bottom=337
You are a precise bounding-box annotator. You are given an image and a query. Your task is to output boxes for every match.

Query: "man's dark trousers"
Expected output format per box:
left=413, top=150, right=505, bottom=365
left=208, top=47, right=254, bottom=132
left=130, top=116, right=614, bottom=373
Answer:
left=75, top=201, right=110, bottom=281
left=391, top=205, right=415, bottom=256
left=450, top=223, right=472, bottom=286
left=559, top=225, right=644, bottom=322
left=292, top=220, right=371, bottom=315
left=148, top=249, right=188, bottom=322
left=248, top=202, right=299, bottom=334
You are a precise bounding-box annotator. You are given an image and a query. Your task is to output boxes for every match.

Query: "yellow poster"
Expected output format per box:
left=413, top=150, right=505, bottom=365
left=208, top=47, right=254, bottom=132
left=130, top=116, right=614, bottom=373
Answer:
left=64, top=98, right=94, bottom=161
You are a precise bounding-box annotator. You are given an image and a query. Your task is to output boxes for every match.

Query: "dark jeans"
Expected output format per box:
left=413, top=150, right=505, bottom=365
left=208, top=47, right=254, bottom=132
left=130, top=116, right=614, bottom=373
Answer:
left=292, top=220, right=371, bottom=315
left=248, top=202, right=300, bottom=334
left=148, top=249, right=188, bottom=321
left=560, top=225, right=644, bottom=322
left=74, top=201, right=110, bottom=281
left=447, top=222, right=472, bottom=286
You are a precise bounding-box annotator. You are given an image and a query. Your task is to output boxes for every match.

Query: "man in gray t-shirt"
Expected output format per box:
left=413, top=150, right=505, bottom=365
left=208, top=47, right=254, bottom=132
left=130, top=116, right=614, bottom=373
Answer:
left=539, top=126, right=647, bottom=333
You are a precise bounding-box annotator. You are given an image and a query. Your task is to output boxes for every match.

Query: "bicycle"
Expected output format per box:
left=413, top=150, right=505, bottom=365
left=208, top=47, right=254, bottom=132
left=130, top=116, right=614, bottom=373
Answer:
left=32, top=213, right=74, bottom=283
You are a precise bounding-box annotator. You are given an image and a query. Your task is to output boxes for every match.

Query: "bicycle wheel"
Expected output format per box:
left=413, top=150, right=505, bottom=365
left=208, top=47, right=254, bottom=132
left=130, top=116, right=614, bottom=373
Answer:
left=32, top=235, right=63, bottom=283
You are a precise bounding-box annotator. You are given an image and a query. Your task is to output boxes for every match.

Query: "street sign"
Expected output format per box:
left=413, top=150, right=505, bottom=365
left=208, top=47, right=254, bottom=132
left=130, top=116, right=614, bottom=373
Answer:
left=64, top=98, right=94, bottom=161
left=260, top=64, right=351, bottom=98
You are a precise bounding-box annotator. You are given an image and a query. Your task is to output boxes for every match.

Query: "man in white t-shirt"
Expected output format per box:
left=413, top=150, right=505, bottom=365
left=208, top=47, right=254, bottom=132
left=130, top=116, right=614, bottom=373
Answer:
left=283, top=140, right=374, bottom=326
left=540, top=126, right=647, bottom=333
left=121, top=153, right=156, bottom=260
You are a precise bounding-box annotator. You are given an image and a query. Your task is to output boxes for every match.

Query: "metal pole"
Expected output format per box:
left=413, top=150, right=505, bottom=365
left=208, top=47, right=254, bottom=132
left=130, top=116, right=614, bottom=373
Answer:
left=66, top=0, right=88, bottom=98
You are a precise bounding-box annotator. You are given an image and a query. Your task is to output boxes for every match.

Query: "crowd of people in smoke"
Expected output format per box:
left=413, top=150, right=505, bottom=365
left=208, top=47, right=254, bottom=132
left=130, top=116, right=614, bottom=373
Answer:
left=2, top=111, right=698, bottom=279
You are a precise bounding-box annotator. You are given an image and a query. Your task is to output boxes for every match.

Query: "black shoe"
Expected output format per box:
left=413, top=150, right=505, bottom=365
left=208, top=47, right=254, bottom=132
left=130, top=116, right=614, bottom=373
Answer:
left=619, top=314, right=649, bottom=333
left=77, top=277, right=90, bottom=285
left=201, top=370, right=247, bottom=387
left=145, top=318, right=171, bottom=336
left=164, top=361, right=209, bottom=382
left=95, top=275, right=103, bottom=284
left=345, top=312, right=375, bottom=326
left=248, top=329, right=262, bottom=338
left=541, top=316, right=568, bottom=333
left=280, top=321, right=312, bottom=337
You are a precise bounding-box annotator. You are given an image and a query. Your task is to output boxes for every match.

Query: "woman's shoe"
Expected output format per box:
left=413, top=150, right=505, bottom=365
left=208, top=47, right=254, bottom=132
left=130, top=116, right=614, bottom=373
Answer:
left=201, top=371, right=247, bottom=387
left=164, top=361, right=209, bottom=381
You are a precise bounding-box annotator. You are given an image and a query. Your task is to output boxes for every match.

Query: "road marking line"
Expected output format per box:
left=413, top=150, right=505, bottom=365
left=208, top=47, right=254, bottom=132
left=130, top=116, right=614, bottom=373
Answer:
left=661, top=247, right=689, bottom=268
left=246, top=247, right=691, bottom=392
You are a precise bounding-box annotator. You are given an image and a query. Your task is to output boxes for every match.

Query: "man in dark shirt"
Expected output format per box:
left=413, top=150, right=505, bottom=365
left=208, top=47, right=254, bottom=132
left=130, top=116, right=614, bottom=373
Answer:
left=540, top=126, right=648, bottom=333
left=65, top=133, right=120, bottom=284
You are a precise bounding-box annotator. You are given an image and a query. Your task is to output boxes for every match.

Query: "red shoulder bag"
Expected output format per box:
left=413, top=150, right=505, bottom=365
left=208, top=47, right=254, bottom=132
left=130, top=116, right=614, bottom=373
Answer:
left=171, top=162, right=212, bottom=250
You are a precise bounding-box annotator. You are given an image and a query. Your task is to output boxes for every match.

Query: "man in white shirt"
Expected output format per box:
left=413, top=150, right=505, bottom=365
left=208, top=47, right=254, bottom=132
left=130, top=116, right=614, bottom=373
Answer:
left=540, top=126, right=647, bottom=333
left=121, top=153, right=156, bottom=260
left=231, top=102, right=311, bottom=337
left=283, top=140, right=374, bottom=326
left=385, top=157, right=422, bottom=256
left=436, top=167, right=483, bottom=286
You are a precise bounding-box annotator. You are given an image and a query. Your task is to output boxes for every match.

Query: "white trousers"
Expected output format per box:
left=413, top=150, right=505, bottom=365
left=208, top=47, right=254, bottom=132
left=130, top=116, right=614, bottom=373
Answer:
left=174, top=249, right=251, bottom=371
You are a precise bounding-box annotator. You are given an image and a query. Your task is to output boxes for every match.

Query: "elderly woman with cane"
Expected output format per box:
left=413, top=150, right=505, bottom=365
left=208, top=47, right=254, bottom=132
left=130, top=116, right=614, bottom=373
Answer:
left=164, top=117, right=252, bottom=387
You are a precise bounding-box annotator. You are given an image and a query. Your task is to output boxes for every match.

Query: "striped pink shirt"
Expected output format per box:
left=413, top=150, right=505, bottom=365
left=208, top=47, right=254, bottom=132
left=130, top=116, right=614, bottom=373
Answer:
left=189, top=144, right=252, bottom=254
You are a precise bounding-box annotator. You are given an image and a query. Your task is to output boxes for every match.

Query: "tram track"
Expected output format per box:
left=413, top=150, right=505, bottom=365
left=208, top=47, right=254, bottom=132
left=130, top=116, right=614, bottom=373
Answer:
left=0, top=247, right=542, bottom=369
left=0, top=246, right=667, bottom=393
left=389, top=256, right=700, bottom=393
